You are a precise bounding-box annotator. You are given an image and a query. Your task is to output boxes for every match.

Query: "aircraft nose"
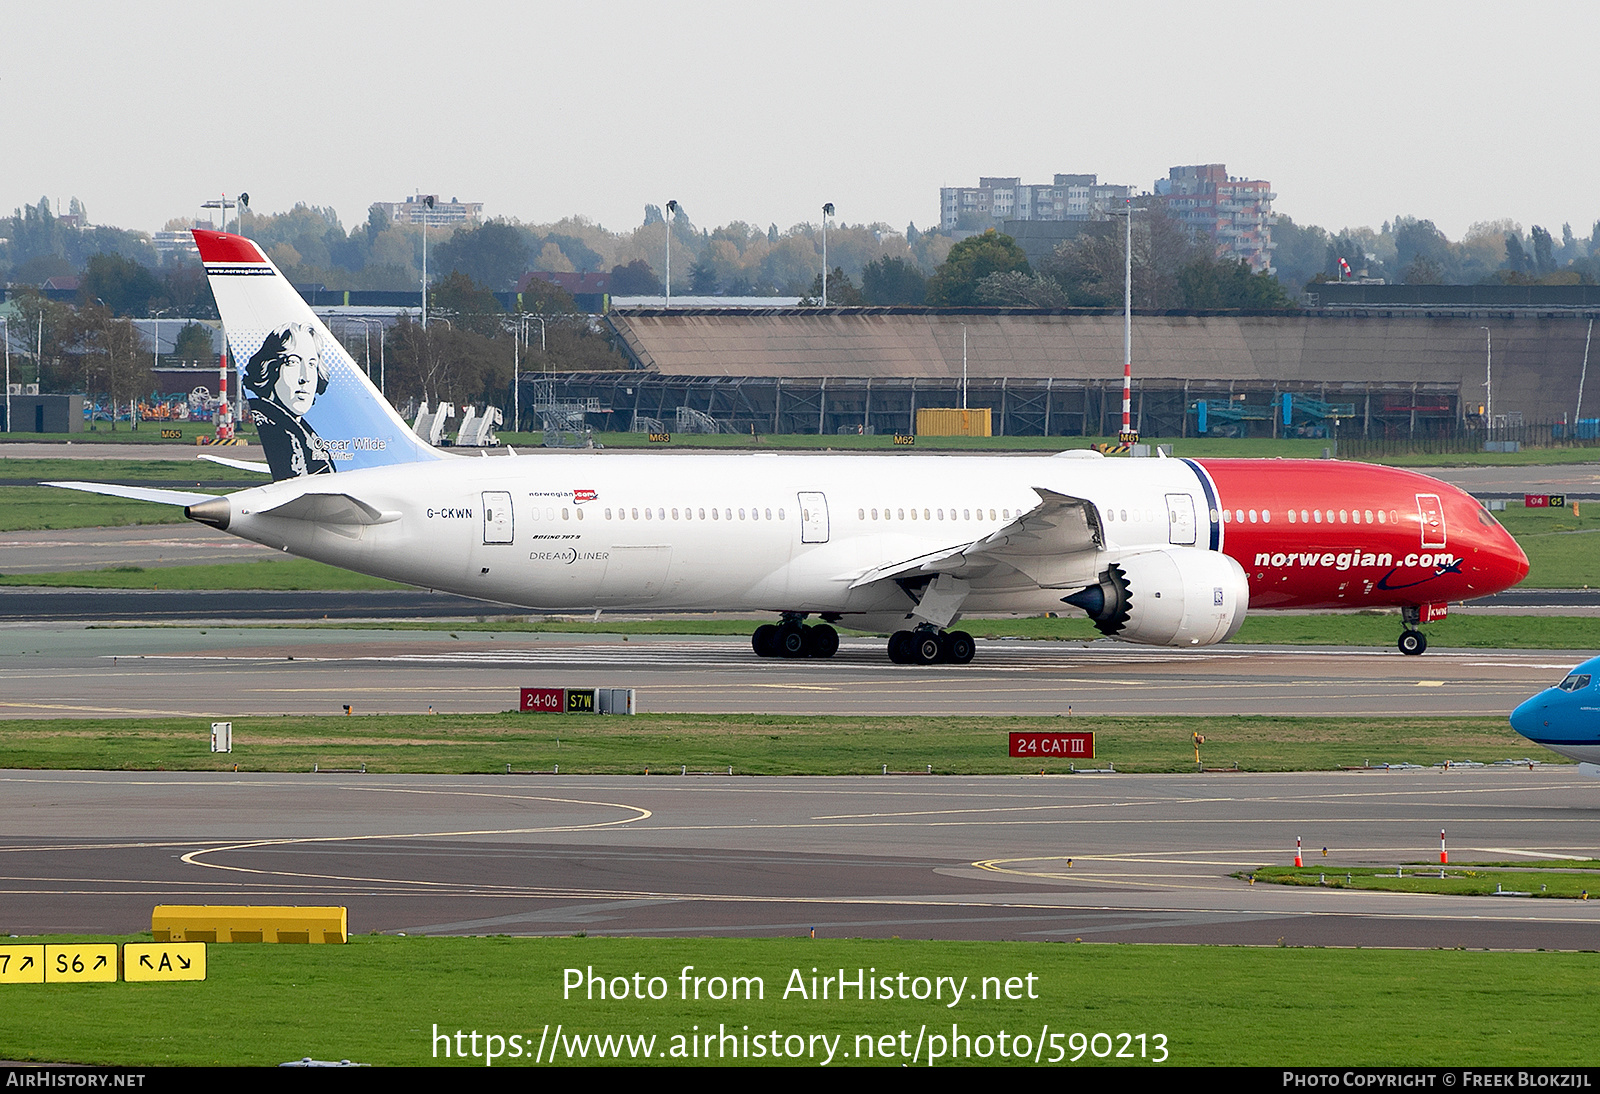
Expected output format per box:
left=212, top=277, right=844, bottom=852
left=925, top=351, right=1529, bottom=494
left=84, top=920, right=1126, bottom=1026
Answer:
left=1491, top=521, right=1530, bottom=588
left=1508, top=694, right=1545, bottom=739
left=1456, top=491, right=1528, bottom=593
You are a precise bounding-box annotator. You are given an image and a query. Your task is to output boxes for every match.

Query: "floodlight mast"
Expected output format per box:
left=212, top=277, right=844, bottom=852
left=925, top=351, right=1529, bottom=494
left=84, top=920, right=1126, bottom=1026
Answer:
left=821, top=203, right=834, bottom=306
left=421, top=195, right=436, bottom=329
left=665, top=200, right=678, bottom=306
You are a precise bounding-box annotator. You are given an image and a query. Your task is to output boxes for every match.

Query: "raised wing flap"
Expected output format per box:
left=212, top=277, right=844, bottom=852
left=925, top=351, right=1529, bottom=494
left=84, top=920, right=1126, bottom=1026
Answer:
left=255, top=492, right=399, bottom=525
left=846, top=488, right=1104, bottom=592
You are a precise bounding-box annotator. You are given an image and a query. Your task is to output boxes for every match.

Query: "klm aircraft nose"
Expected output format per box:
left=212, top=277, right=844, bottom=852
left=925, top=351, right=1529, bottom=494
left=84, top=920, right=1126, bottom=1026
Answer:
left=1509, top=694, right=1546, bottom=738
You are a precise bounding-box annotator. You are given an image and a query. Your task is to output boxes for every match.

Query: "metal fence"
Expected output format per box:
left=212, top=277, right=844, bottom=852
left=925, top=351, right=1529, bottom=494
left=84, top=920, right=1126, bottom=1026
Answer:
left=1339, top=421, right=1600, bottom=460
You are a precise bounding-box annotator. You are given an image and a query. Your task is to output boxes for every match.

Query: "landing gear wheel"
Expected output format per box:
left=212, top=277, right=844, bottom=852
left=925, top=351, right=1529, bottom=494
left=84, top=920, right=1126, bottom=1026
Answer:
left=1398, top=629, right=1427, bottom=656
left=911, top=631, right=943, bottom=665
left=887, top=630, right=914, bottom=664
left=777, top=625, right=808, bottom=658
left=753, top=624, right=779, bottom=658
left=808, top=623, right=839, bottom=659
left=943, top=630, right=976, bottom=665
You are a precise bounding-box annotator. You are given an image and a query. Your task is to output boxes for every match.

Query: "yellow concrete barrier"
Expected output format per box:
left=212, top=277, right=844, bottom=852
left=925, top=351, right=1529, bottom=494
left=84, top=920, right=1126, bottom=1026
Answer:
left=152, top=905, right=348, bottom=944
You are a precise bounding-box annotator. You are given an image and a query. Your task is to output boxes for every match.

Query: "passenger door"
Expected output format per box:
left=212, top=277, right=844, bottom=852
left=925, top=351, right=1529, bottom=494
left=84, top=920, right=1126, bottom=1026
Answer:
left=798, top=491, right=830, bottom=544
left=1166, top=493, right=1197, bottom=546
left=482, top=491, right=514, bottom=544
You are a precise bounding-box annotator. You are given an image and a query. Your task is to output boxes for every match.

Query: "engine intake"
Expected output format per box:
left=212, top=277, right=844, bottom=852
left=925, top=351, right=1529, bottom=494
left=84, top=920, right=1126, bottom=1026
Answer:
left=1064, top=548, right=1248, bottom=647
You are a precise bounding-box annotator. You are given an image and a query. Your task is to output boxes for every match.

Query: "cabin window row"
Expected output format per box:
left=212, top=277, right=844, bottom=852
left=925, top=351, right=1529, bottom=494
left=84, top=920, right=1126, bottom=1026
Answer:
left=1211, top=508, right=1403, bottom=526
left=600, top=507, right=785, bottom=522
left=856, top=508, right=1014, bottom=522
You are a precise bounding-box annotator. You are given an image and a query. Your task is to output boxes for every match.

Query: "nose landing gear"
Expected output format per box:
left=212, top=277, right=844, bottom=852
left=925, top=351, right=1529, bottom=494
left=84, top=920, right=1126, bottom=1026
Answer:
left=1398, top=605, right=1428, bottom=656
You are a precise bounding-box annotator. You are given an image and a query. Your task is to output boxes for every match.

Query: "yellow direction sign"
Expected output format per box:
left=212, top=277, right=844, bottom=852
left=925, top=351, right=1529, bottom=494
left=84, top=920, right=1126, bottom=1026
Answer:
left=0, top=945, right=45, bottom=984
left=123, top=942, right=206, bottom=982
left=46, top=944, right=119, bottom=983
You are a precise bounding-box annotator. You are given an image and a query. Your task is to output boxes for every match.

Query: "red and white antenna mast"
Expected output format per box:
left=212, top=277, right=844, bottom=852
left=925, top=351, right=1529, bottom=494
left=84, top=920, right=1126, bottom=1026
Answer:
left=1118, top=196, right=1138, bottom=445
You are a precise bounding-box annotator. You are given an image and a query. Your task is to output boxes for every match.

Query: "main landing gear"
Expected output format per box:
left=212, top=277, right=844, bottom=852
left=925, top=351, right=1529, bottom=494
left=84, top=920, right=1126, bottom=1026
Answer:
left=887, top=627, right=975, bottom=666
left=1398, top=605, right=1428, bottom=656
left=752, top=615, right=839, bottom=659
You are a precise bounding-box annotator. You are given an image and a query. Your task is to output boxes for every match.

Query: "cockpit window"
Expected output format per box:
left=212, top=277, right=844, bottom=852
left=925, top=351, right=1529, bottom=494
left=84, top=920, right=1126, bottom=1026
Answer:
left=1557, top=673, right=1592, bottom=692
left=1477, top=506, right=1506, bottom=530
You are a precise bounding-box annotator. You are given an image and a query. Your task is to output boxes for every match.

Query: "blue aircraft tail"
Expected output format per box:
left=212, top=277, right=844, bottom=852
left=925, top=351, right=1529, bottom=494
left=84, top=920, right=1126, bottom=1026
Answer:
left=194, top=229, right=443, bottom=480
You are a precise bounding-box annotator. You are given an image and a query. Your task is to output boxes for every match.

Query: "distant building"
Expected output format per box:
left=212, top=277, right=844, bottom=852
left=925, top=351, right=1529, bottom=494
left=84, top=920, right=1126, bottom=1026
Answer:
left=519, top=271, right=612, bottom=313
left=1155, top=164, right=1277, bottom=275
left=518, top=271, right=611, bottom=296
left=153, top=230, right=201, bottom=259
left=374, top=195, right=484, bottom=227
left=940, top=175, right=1131, bottom=232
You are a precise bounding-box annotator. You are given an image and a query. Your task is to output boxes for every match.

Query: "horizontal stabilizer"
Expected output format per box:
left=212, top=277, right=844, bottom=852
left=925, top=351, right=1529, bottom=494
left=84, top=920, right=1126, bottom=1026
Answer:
left=44, top=481, right=220, bottom=507
left=198, top=453, right=272, bottom=474
left=255, top=492, right=399, bottom=526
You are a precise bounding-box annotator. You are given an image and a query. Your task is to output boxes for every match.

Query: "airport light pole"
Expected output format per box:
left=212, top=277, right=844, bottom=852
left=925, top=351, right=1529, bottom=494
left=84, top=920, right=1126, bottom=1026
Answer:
left=821, top=203, right=834, bottom=306
left=664, top=200, right=678, bottom=306
left=1478, top=326, right=1493, bottom=426
left=335, top=317, right=384, bottom=386
left=201, top=194, right=238, bottom=232
left=420, top=195, right=435, bottom=329
left=2, top=317, right=9, bottom=433
left=150, top=309, right=169, bottom=375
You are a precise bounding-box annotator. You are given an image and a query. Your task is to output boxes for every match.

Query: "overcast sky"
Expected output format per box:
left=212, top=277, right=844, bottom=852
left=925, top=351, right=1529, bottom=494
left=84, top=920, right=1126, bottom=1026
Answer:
left=5, top=1, right=1596, bottom=242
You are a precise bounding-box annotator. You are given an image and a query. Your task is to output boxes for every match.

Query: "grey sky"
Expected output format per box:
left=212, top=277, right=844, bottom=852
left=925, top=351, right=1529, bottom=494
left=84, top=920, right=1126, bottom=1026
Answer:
left=5, top=0, right=1595, bottom=242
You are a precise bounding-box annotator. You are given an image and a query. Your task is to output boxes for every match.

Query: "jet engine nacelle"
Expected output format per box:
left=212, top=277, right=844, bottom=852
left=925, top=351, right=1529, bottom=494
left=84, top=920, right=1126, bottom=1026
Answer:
left=1064, top=548, right=1249, bottom=647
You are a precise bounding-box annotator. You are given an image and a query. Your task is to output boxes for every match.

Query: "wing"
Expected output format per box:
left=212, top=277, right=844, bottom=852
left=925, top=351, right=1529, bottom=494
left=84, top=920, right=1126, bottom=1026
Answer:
left=848, top=487, right=1104, bottom=592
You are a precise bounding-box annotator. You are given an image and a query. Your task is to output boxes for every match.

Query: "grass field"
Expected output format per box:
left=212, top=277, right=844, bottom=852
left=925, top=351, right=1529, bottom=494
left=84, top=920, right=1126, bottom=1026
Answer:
left=1248, top=863, right=1600, bottom=898
left=0, top=556, right=407, bottom=590
left=0, top=458, right=262, bottom=531
left=0, top=713, right=1552, bottom=775
left=1, top=935, right=1594, bottom=1067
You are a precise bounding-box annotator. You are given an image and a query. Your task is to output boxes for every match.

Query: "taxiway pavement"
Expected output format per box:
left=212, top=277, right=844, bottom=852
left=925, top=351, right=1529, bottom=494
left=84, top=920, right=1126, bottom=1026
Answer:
left=0, top=628, right=1590, bottom=719
left=2, top=768, right=1595, bottom=947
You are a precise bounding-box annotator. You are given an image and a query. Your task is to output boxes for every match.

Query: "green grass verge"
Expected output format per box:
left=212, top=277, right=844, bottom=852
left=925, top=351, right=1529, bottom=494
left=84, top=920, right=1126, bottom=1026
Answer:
left=0, top=713, right=1553, bottom=775
left=0, top=457, right=265, bottom=482
left=0, top=460, right=262, bottom=532
left=1, top=936, right=1594, bottom=1066
left=1247, top=864, right=1600, bottom=898
left=0, top=557, right=407, bottom=590
left=0, top=486, right=188, bottom=531
left=1495, top=501, right=1600, bottom=587
left=5, top=422, right=259, bottom=444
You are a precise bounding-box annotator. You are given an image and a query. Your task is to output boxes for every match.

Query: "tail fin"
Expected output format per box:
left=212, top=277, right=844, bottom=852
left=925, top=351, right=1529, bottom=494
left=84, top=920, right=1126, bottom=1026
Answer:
left=194, top=229, right=443, bottom=480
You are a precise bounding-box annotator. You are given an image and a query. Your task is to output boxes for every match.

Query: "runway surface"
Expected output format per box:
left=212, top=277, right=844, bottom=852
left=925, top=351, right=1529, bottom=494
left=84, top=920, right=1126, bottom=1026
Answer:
left=0, top=627, right=1589, bottom=718
left=3, top=768, right=1597, bottom=947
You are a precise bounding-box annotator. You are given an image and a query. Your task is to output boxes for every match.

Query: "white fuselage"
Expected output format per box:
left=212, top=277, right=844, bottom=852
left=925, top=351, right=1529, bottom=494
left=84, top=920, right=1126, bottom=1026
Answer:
left=223, top=451, right=1204, bottom=620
